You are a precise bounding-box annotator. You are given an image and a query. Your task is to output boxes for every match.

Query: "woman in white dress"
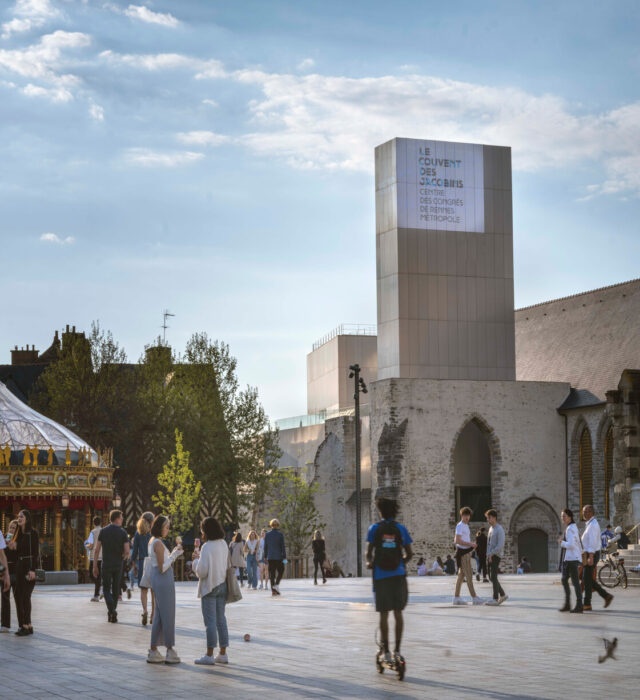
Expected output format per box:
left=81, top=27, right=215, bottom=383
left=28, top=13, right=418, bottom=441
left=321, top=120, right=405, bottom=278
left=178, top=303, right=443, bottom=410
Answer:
left=146, top=516, right=183, bottom=664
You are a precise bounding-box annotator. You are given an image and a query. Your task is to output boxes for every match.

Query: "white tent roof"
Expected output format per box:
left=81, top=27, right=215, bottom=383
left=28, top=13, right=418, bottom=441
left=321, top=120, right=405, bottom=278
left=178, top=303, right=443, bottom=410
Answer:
left=0, top=381, right=95, bottom=454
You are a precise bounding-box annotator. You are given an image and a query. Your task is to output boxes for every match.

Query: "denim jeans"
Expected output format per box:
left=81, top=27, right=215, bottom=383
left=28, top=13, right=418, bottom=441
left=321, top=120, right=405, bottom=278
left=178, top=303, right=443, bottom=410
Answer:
left=201, top=582, right=229, bottom=649
left=102, top=563, right=123, bottom=614
left=246, top=554, right=258, bottom=589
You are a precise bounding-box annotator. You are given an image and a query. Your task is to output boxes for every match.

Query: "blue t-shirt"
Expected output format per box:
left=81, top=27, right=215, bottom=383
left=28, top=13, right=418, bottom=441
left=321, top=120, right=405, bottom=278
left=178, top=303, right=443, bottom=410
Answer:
left=367, top=520, right=413, bottom=580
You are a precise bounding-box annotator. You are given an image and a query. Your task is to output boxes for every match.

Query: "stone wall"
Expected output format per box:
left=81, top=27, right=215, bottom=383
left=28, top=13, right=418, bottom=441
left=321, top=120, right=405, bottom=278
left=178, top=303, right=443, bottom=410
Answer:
left=369, top=377, right=569, bottom=572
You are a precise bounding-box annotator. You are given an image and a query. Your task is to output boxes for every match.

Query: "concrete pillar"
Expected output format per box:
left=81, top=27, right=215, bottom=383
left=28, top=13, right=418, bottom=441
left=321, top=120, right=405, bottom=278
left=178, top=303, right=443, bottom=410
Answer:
left=54, top=507, right=62, bottom=571
left=84, top=504, right=91, bottom=570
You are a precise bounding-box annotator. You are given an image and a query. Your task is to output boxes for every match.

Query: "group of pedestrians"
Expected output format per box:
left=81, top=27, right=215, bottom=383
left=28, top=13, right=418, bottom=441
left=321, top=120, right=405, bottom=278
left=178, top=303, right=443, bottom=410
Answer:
left=228, top=521, right=286, bottom=593
left=0, top=509, right=41, bottom=636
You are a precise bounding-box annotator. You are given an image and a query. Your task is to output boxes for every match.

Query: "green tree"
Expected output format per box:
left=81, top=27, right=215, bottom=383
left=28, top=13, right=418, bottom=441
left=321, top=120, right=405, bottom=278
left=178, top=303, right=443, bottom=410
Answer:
left=152, top=429, right=202, bottom=535
left=270, top=471, right=324, bottom=557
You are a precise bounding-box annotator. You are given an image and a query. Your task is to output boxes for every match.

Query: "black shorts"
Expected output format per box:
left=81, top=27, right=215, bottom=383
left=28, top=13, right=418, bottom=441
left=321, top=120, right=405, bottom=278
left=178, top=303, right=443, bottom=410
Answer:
left=373, top=575, right=408, bottom=612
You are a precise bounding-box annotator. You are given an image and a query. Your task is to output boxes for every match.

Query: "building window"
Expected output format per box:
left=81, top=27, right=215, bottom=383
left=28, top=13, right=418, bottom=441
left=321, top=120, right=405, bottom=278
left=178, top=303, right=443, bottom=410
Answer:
left=453, top=419, right=491, bottom=520
left=579, top=426, right=593, bottom=511
left=604, top=426, right=614, bottom=519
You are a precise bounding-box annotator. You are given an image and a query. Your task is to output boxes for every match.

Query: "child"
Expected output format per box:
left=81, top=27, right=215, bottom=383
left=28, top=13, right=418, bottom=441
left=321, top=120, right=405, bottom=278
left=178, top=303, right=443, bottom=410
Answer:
left=366, top=497, right=413, bottom=664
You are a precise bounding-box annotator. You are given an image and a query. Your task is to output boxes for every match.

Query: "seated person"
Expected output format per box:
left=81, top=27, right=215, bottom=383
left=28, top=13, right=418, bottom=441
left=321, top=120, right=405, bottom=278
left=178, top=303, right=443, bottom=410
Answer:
left=331, top=560, right=346, bottom=578
left=426, top=556, right=445, bottom=576
left=416, top=557, right=427, bottom=576
left=443, top=554, right=456, bottom=575
left=517, top=556, right=531, bottom=574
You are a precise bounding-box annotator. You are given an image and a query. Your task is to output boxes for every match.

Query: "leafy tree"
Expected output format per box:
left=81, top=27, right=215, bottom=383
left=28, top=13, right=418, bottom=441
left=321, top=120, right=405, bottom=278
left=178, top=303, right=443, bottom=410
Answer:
left=270, top=471, right=324, bottom=557
left=152, top=429, right=202, bottom=535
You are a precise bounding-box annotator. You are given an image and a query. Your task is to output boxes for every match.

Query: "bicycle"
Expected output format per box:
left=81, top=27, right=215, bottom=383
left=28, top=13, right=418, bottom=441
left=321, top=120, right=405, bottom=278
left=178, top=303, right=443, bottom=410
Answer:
left=597, top=551, right=627, bottom=589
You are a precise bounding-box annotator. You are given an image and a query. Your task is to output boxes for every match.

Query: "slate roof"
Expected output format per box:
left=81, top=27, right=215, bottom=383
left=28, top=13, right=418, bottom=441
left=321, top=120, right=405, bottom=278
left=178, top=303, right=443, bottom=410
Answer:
left=557, top=388, right=605, bottom=412
left=516, top=278, right=640, bottom=400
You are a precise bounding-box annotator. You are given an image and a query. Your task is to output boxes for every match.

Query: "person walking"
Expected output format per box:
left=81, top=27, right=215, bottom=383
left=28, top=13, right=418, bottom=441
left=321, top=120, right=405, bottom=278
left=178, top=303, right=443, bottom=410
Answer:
left=581, top=504, right=613, bottom=611
left=229, top=533, right=246, bottom=587
left=87, top=516, right=102, bottom=602
left=366, top=497, right=413, bottom=665
left=10, top=510, right=40, bottom=635
left=452, top=506, right=483, bottom=605
left=146, top=515, right=183, bottom=664
left=244, top=530, right=259, bottom=590
left=484, top=509, right=508, bottom=606
left=258, top=528, right=268, bottom=590
left=131, top=512, right=154, bottom=625
left=193, top=517, right=230, bottom=666
left=475, top=527, right=488, bottom=583
left=312, top=530, right=327, bottom=585
left=557, top=508, right=583, bottom=613
left=1, top=519, right=18, bottom=632
left=92, top=510, right=130, bottom=623
left=264, top=519, right=286, bottom=596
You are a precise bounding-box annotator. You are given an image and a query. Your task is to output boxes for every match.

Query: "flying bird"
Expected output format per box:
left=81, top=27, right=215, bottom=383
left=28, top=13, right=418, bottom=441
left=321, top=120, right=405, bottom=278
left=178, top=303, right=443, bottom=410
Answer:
left=598, top=637, right=617, bottom=664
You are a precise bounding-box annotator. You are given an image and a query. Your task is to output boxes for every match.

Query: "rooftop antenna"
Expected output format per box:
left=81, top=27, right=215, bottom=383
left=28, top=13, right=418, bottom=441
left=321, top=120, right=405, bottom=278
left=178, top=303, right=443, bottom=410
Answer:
left=161, top=309, right=175, bottom=344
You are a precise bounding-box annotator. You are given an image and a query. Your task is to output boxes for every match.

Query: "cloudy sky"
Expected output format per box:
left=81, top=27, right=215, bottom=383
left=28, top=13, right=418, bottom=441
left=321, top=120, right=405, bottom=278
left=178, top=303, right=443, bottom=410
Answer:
left=2, top=0, right=639, bottom=420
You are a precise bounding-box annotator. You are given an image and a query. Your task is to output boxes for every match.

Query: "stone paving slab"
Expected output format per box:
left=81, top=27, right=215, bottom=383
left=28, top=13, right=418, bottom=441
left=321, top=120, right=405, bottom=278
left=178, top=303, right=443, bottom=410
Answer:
left=1, top=574, right=639, bottom=699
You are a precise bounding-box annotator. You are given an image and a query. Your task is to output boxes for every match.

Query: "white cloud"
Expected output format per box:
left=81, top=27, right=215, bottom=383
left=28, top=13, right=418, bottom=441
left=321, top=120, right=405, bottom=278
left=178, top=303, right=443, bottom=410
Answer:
left=202, top=98, right=218, bottom=107
left=40, top=233, right=74, bottom=244
left=2, top=0, right=60, bottom=38
left=176, top=130, right=229, bottom=147
left=297, top=58, right=315, bottom=72
left=123, top=4, right=180, bottom=28
left=99, top=49, right=227, bottom=78
left=230, top=69, right=640, bottom=197
left=22, top=82, right=73, bottom=101
left=89, top=102, right=104, bottom=121
left=123, top=148, right=204, bottom=167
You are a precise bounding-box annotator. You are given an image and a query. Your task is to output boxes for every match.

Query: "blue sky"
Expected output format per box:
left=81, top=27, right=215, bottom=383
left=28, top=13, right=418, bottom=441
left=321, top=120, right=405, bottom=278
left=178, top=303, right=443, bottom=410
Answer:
left=2, top=0, right=639, bottom=420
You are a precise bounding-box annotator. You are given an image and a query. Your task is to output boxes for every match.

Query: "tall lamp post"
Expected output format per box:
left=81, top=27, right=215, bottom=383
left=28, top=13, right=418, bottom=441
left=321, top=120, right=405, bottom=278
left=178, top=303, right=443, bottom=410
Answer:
left=349, top=363, right=368, bottom=577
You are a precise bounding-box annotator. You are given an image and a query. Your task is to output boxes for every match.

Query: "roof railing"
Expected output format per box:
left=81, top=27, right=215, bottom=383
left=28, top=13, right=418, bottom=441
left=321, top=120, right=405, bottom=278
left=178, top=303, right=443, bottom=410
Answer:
left=312, top=324, right=376, bottom=351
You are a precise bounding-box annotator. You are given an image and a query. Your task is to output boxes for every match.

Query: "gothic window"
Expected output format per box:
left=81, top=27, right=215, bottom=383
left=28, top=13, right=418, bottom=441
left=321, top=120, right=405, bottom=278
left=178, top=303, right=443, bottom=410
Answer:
left=454, top=420, right=491, bottom=520
left=604, top=425, right=614, bottom=519
left=579, top=426, right=593, bottom=511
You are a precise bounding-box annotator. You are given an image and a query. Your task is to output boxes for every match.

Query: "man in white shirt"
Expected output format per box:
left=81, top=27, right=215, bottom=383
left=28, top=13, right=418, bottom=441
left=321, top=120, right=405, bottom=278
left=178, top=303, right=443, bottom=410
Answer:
left=452, top=507, right=483, bottom=605
left=581, top=505, right=613, bottom=611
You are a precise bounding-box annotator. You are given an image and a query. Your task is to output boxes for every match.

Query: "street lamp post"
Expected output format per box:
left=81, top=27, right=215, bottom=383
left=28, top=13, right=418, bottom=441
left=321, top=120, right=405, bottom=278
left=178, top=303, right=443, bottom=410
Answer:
left=349, top=363, right=368, bottom=577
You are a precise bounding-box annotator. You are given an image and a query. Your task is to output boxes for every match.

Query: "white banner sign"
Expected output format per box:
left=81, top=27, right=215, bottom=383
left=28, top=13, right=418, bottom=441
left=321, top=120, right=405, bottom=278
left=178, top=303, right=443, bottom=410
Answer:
left=396, top=138, right=485, bottom=233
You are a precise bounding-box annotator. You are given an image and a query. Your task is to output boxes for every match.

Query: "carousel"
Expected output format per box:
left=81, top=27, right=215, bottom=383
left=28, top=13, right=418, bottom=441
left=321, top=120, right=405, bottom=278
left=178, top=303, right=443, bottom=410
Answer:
left=0, top=381, right=115, bottom=575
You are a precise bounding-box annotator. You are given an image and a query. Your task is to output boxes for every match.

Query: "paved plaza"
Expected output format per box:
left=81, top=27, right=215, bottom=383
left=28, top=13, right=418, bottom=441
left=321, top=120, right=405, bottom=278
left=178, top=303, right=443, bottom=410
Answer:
left=1, top=574, right=639, bottom=699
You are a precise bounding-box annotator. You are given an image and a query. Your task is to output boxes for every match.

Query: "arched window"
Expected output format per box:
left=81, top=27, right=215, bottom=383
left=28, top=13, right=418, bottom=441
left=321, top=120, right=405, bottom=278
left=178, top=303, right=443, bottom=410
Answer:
left=454, top=419, right=491, bottom=519
left=604, top=426, right=614, bottom=519
left=579, top=426, right=593, bottom=511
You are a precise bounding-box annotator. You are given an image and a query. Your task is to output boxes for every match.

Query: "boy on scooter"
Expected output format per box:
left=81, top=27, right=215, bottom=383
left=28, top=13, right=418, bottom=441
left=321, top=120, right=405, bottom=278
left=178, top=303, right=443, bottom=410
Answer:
left=366, top=497, right=413, bottom=668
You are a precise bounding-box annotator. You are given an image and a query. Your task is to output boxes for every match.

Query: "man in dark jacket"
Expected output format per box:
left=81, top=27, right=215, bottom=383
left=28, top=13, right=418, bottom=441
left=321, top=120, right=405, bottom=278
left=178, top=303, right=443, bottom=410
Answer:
left=264, top=519, right=286, bottom=596
left=475, top=527, right=488, bottom=582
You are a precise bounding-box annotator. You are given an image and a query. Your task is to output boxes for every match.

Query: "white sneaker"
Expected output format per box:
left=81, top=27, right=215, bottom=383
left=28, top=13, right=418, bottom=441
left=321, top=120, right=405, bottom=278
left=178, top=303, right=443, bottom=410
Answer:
left=165, top=648, right=181, bottom=664
left=485, top=599, right=500, bottom=606
left=90, top=596, right=99, bottom=602
left=383, top=651, right=393, bottom=664
left=472, top=597, right=484, bottom=605
left=194, top=654, right=215, bottom=665
left=498, top=594, right=509, bottom=604
left=214, top=653, right=229, bottom=664
left=258, top=583, right=263, bottom=589
left=452, top=597, right=466, bottom=605
left=0, top=626, right=10, bottom=633
left=146, top=649, right=164, bottom=664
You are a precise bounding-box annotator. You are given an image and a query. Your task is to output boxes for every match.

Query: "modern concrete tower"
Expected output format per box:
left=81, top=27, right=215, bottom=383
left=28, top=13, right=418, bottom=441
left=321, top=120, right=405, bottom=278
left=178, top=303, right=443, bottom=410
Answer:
left=376, top=137, right=515, bottom=380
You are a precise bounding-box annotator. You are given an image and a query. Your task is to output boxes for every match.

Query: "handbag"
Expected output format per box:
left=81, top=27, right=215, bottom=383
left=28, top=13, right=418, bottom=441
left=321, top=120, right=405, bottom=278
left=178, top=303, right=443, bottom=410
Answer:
left=226, top=551, right=242, bottom=604
left=139, top=556, right=152, bottom=589
left=28, top=532, right=46, bottom=583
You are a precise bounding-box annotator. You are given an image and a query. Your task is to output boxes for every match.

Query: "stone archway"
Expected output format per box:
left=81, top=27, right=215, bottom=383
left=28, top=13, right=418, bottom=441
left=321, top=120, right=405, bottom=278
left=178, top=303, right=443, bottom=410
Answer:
left=448, top=414, right=504, bottom=527
left=509, top=497, right=561, bottom=573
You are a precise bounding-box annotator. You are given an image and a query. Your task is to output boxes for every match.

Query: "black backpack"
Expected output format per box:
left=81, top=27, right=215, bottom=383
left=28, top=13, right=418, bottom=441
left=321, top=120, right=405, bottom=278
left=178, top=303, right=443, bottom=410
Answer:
left=373, top=520, right=403, bottom=571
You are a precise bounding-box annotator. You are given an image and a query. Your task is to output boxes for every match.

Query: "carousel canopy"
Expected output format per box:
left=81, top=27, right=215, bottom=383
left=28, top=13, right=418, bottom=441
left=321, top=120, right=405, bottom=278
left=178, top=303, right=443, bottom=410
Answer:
left=0, top=380, right=94, bottom=455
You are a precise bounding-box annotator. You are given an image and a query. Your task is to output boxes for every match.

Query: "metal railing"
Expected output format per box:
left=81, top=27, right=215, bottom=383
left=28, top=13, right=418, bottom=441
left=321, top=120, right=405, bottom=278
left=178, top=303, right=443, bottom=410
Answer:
left=312, top=324, right=376, bottom=351
left=275, top=404, right=370, bottom=431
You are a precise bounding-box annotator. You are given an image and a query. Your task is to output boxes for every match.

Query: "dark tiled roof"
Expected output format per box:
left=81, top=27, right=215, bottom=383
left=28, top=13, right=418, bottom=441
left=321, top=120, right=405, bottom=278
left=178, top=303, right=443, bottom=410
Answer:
left=558, top=388, right=605, bottom=412
left=516, top=278, right=640, bottom=400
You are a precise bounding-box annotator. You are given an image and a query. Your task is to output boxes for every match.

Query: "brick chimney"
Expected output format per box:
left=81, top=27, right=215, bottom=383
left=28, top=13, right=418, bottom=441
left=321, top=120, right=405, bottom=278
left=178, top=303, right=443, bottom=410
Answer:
left=11, top=344, right=39, bottom=365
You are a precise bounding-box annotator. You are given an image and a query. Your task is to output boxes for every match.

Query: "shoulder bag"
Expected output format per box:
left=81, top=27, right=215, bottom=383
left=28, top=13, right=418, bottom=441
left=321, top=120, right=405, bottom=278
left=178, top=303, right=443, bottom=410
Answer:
left=226, top=550, right=243, bottom=604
